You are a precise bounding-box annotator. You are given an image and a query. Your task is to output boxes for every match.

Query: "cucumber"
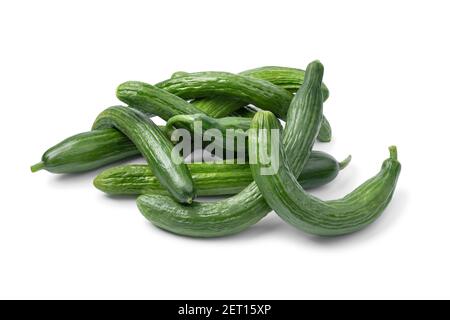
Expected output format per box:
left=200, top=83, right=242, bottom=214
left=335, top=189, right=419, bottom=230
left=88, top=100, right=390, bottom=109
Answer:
left=31, top=129, right=139, bottom=174
left=249, top=111, right=401, bottom=236
left=191, top=66, right=329, bottom=116
left=94, top=151, right=351, bottom=196
left=162, top=69, right=331, bottom=141
left=116, top=81, right=202, bottom=121
left=136, top=60, right=326, bottom=237
left=92, top=106, right=195, bottom=203
left=157, top=71, right=293, bottom=119
left=240, top=66, right=330, bottom=98
left=30, top=125, right=176, bottom=174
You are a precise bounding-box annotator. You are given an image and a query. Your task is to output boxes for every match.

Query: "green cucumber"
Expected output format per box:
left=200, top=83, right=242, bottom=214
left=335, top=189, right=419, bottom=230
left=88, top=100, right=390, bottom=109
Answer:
left=92, top=106, right=195, bottom=203
left=191, top=66, right=329, bottom=116
left=136, top=60, right=326, bottom=237
left=249, top=111, right=401, bottom=236
left=31, top=129, right=139, bottom=174
left=240, top=66, right=330, bottom=98
left=116, top=81, right=202, bottom=120
left=30, top=125, right=177, bottom=174
left=94, top=151, right=351, bottom=196
left=162, top=69, right=331, bottom=141
left=157, top=71, right=293, bottom=119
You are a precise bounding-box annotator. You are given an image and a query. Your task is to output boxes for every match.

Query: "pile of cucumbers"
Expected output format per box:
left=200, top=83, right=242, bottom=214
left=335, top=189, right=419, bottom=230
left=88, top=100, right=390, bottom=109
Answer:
left=31, top=61, right=401, bottom=238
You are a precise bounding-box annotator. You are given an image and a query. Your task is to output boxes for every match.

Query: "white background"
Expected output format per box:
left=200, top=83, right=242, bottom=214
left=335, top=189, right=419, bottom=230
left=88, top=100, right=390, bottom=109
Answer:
left=0, top=0, right=449, bottom=299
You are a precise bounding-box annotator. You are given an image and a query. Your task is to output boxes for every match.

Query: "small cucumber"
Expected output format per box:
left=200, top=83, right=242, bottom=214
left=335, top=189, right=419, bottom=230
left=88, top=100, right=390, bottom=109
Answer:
left=116, top=81, right=202, bottom=120
left=92, top=106, right=195, bottom=203
left=94, top=151, right=350, bottom=196
left=240, top=66, right=330, bottom=98
left=249, top=111, right=401, bottom=236
left=31, top=129, right=139, bottom=174
left=191, top=66, right=330, bottom=116
left=157, top=71, right=293, bottom=119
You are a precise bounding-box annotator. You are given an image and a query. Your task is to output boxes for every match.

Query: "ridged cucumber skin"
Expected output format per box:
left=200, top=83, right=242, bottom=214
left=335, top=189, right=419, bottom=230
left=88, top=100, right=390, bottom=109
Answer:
left=231, top=106, right=258, bottom=118
left=96, top=163, right=251, bottom=197
left=94, top=151, right=345, bottom=196
left=156, top=71, right=293, bottom=119
left=191, top=66, right=329, bottom=117
left=163, top=68, right=331, bottom=141
left=166, top=114, right=252, bottom=134
left=137, top=60, right=325, bottom=237
left=116, top=81, right=202, bottom=121
left=240, top=66, right=330, bottom=99
left=92, top=106, right=195, bottom=204
left=250, top=111, right=401, bottom=236
left=230, top=105, right=331, bottom=143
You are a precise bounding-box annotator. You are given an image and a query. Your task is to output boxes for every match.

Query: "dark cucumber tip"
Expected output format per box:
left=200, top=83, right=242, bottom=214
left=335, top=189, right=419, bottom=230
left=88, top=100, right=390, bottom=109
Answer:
left=30, top=161, right=45, bottom=173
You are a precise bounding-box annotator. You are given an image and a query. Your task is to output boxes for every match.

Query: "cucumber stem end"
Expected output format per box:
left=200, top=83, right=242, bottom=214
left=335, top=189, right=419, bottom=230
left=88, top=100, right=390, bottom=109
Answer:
left=389, top=146, right=398, bottom=160
left=30, top=161, right=45, bottom=173
left=338, top=155, right=352, bottom=170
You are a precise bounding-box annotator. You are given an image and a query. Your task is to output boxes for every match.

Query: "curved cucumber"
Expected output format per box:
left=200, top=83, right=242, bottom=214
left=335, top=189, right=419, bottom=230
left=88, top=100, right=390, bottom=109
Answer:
left=188, top=66, right=331, bottom=142
left=92, top=106, right=195, bottom=203
left=191, top=66, right=329, bottom=116
left=249, top=111, right=401, bottom=236
left=157, top=71, right=293, bottom=119
left=94, top=151, right=349, bottom=196
left=240, top=66, right=330, bottom=99
left=136, top=60, right=325, bottom=237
